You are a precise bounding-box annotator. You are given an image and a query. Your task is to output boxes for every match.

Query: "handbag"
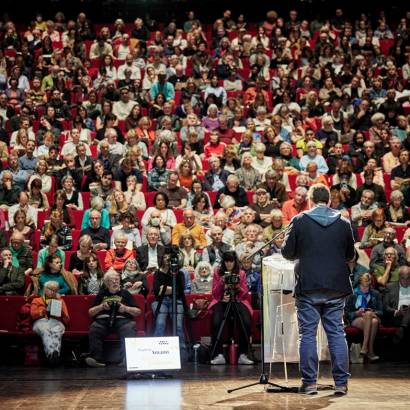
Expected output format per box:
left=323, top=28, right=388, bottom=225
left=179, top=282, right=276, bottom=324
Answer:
left=187, top=298, right=210, bottom=320
left=349, top=342, right=363, bottom=364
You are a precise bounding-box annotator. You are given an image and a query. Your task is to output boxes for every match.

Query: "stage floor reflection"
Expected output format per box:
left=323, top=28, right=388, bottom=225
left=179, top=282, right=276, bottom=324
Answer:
left=0, top=362, right=409, bottom=409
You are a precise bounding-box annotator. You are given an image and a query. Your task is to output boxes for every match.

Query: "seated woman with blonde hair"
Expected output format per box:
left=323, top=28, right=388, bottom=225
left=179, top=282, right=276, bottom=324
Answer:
left=124, top=175, right=146, bottom=211
left=178, top=232, right=201, bottom=280
left=345, top=272, right=383, bottom=361
left=108, top=189, right=136, bottom=229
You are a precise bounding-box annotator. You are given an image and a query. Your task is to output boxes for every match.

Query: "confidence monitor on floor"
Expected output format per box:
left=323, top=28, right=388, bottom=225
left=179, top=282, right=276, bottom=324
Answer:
left=125, top=336, right=181, bottom=377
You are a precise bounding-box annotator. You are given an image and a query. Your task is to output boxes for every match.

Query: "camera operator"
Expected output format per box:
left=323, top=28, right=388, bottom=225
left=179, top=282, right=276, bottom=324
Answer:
left=209, top=251, right=254, bottom=365
left=86, top=269, right=141, bottom=367
left=152, top=251, right=187, bottom=355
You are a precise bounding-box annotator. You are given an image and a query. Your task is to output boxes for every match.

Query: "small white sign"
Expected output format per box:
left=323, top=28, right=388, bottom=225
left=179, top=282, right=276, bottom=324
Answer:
left=49, top=299, right=62, bottom=317
left=125, top=337, right=181, bottom=372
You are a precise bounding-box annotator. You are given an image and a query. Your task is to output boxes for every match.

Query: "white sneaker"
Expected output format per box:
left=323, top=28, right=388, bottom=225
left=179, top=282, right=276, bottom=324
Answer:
left=238, top=354, right=254, bottom=365
left=210, top=354, right=226, bottom=365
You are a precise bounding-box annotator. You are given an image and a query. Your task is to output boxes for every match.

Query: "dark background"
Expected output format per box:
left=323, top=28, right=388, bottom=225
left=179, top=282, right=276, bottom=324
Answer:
left=1, top=0, right=408, bottom=25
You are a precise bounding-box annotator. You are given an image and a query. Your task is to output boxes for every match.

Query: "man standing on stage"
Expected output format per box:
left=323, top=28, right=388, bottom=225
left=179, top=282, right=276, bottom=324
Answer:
left=281, top=184, right=355, bottom=396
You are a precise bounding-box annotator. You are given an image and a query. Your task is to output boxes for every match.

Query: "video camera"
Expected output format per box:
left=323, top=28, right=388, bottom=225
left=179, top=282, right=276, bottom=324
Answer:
left=223, top=272, right=240, bottom=286
left=164, top=245, right=180, bottom=274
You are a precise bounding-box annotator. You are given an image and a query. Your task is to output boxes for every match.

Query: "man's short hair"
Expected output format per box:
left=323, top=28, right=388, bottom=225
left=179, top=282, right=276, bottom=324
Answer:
left=103, top=269, right=120, bottom=284
left=308, top=184, right=330, bottom=204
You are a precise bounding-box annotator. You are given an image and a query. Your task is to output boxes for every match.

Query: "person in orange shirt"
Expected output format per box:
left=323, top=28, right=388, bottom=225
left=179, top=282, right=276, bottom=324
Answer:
left=105, top=232, right=135, bottom=272
left=178, top=160, right=195, bottom=191
left=30, top=280, right=70, bottom=365
left=282, top=186, right=309, bottom=224
left=306, top=161, right=330, bottom=187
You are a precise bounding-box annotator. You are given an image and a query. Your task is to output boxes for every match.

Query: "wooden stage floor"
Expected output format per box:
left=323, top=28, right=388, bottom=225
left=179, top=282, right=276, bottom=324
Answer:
left=0, top=362, right=409, bottom=409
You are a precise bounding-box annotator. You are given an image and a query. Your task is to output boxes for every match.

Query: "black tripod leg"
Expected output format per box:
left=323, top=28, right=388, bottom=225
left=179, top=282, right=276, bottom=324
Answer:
left=210, top=302, right=232, bottom=360
left=231, top=301, right=252, bottom=357
left=227, top=381, right=262, bottom=393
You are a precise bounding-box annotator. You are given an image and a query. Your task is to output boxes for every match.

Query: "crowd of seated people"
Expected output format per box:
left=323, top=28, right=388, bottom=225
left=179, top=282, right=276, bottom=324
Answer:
left=0, top=6, right=410, bottom=365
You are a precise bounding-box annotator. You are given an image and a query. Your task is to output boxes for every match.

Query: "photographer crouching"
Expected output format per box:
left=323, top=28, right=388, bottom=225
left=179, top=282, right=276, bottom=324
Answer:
left=209, top=251, right=254, bottom=365
left=85, top=270, right=141, bottom=367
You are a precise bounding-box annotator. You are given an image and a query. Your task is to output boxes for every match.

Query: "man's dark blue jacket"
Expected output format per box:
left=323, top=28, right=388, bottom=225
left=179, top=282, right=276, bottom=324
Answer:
left=281, top=205, right=355, bottom=297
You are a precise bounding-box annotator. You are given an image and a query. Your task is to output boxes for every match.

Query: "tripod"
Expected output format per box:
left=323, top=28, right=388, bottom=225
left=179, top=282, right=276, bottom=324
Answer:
left=210, top=287, right=252, bottom=362
left=226, top=230, right=297, bottom=393
left=126, top=255, right=182, bottom=380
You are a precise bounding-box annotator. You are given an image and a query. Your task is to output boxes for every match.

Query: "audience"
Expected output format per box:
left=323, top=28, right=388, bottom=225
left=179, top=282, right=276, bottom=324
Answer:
left=1, top=6, right=410, bottom=365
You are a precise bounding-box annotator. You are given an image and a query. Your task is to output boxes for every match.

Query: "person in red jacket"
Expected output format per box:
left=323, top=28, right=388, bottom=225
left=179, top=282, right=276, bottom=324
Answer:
left=30, top=280, right=70, bottom=365
left=105, top=232, right=135, bottom=272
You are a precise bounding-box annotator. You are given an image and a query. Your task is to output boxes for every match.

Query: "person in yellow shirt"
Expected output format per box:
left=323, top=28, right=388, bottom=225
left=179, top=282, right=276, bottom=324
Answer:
left=171, top=209, right=207, bottom=249
left=296, top=128, right=323, bottom=159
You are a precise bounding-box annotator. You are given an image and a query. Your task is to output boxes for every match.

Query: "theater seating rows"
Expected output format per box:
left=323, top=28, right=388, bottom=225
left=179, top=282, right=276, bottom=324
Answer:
left=0, top=294, right=396, bottom=350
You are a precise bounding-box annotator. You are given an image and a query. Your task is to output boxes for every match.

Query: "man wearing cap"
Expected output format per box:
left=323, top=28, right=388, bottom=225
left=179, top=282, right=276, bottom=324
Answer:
left=149, top=67, right=175, bottom=102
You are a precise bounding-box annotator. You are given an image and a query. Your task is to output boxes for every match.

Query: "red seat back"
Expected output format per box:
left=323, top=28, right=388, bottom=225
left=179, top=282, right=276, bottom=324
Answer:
left=64, top=295, right=95, bottom=333
left=0, top=296, right=25, bottom=333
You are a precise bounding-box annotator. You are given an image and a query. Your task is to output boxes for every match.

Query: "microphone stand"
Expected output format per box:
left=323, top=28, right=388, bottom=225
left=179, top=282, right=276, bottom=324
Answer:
left=227, top=228, right=297, bottom=393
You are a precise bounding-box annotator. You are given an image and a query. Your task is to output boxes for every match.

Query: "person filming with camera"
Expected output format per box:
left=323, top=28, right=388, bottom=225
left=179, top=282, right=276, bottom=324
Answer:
left=209, top=251, right=254, bottom=365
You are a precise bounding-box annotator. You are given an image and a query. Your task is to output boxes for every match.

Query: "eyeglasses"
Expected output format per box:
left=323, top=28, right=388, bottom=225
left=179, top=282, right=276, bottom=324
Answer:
left=46, top=287, right=58, bottom=292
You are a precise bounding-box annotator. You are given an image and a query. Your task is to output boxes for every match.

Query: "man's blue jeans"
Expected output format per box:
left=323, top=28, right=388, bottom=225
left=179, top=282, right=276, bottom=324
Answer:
left=152, top=298, right=185, bottom=347
left=296, top=293, right=349, bottom=387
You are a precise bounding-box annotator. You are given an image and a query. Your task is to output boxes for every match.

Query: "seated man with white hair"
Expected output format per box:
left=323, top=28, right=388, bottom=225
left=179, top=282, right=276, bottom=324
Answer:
left=282, top=186, right=309, bottom=224
left=100, top=128, right=126, bottom=157
left=86, top=269, right=141, bottom=367
left=299, top=142, right=329, bottom=175
left=105, top=232, right=135, bottom=272
left=171, top=208, right=207, bottom=249
left=80, top=209, right=111, bottom=251
left=214, top=174, right=249, bottom=209
left=202, top=225, right=232, bottom=270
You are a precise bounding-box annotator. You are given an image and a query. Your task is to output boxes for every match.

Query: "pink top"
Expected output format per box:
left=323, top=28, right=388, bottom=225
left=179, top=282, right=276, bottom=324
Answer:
left=209, top=269, right=253, bottom=316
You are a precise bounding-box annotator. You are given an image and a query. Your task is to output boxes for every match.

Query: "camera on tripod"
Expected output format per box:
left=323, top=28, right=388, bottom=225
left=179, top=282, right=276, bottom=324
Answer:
left=165, top=245, right=180, bottom=273
left=223, top=272, right=240, bottom=286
